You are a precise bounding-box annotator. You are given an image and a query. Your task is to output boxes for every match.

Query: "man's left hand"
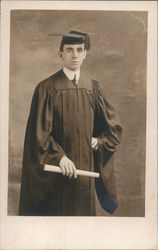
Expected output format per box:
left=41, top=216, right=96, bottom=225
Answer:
left=91, top=137, right=98, bottom=150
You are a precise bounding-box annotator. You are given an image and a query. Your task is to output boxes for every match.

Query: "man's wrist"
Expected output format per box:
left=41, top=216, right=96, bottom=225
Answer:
left=59, top=155, right=67, bottom=166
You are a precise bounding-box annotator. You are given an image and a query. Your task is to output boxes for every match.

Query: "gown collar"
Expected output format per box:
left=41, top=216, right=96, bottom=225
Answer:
left=63, top=67, right=80, bottom=81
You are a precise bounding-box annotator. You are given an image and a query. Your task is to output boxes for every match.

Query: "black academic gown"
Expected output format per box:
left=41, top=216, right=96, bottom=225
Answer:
left=19, top=69, right=122, bottom=216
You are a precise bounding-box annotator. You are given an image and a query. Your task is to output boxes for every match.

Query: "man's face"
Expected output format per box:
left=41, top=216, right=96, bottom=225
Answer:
left=60, top=44, right=87, bottom=71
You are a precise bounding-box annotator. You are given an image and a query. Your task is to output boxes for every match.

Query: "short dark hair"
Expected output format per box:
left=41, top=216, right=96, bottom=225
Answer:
left=60, top=31, right=90, bottom=52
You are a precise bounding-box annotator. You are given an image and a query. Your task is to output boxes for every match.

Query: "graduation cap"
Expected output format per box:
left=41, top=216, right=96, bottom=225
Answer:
left=48, top=30, right=95, bottom=51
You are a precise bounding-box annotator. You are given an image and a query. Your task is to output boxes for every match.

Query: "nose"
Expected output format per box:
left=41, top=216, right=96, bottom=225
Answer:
left=72, top=49, right=78, bottom=58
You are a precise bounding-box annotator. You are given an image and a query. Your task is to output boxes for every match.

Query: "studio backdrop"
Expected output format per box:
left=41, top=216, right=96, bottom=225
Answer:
left=8, top=10, right=147, bottom=216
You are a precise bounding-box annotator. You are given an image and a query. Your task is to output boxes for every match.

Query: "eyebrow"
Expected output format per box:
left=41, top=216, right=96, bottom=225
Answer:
left=65, top=47, right=73, bottom=50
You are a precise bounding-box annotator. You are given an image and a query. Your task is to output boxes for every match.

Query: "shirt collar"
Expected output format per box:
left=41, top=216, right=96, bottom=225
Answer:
left=63, top=67, right=80, bottom=81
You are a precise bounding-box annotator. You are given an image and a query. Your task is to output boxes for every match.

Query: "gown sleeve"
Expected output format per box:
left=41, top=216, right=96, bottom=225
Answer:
left=93, top=81, right=122, bottom=156
left=93, top=80, right=122, bottom=214
left=26, top=82, right=65, bottom=168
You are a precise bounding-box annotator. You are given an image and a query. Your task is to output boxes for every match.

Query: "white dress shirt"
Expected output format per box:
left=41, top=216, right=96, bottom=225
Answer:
left=63, top=67, right=80, bottom=83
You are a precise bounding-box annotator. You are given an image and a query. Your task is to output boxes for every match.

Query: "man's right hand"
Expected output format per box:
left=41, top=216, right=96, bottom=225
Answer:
left=59, top=156, right=77, bottom=179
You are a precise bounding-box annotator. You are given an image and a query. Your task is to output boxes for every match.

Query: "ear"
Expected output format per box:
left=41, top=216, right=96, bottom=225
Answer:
left=83, top=50, right=87, bottom=60
left=58, top=51, right=63, bottom=58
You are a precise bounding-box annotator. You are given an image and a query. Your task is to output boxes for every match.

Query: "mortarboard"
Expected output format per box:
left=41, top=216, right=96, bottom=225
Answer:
left=48, top=30, right=96, bottom=51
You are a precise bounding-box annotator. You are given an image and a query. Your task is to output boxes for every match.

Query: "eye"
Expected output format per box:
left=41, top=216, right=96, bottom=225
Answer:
left=66, top=48, right=72, bottom=53
left=77, top=48, right=83, bottom=53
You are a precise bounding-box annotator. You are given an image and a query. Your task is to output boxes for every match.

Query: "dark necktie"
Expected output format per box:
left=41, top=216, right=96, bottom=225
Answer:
left=73, top=74, right=78, bottom=86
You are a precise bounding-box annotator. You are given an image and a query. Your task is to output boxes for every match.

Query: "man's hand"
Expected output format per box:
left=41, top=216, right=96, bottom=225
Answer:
left=91, top=137, right=98, bottom=150
left=59, top=156, right=77, bottom=178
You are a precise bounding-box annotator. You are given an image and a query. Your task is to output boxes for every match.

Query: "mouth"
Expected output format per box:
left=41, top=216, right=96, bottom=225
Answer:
left=72, top=61, right=79, bottom=64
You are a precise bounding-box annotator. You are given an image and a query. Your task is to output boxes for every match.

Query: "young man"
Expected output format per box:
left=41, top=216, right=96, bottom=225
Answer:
left=19, top=31, right=122, bottom=216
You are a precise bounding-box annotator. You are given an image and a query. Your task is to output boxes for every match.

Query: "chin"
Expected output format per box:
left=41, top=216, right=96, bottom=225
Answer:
left=70, top=66, right=80, bottom=71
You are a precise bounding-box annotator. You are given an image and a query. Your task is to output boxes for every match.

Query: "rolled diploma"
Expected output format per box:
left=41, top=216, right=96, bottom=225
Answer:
left=44, top=164, right=100, bottom=178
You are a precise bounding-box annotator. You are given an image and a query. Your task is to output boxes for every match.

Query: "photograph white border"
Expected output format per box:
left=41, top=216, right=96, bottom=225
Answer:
left=0, top=1, right=157, bottom=249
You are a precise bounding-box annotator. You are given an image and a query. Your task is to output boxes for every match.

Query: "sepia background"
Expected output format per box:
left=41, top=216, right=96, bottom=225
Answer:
left=8, top=10, right=147, bottom=216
